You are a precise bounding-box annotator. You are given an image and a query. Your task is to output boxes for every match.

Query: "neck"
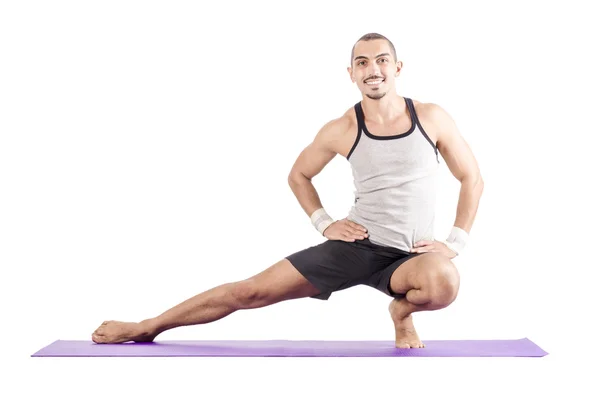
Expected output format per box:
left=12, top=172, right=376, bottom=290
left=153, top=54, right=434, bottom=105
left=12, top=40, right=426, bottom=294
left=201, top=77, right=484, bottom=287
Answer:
left=361, top=93, right=406, bottom=123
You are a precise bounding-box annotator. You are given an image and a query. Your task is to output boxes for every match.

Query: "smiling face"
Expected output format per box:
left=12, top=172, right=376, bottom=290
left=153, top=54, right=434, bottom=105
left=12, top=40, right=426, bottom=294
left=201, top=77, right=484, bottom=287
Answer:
left=348, top=39, right=402, bottom=100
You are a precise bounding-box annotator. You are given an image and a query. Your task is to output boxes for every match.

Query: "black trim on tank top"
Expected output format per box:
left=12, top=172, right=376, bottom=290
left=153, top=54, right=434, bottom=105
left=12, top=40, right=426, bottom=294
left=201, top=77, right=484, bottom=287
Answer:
left=406, top=98, right=440, bottom=163
left=347, top=103, right=364, bottom=160
left=356, top=97, right=416, bottom=140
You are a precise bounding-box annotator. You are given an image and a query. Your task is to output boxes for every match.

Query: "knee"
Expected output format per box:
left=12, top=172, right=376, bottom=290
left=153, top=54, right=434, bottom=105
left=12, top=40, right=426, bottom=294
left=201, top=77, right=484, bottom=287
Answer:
left=422, top=255, right=460, bottom=307
left=229, top=281, right=267, bottom=309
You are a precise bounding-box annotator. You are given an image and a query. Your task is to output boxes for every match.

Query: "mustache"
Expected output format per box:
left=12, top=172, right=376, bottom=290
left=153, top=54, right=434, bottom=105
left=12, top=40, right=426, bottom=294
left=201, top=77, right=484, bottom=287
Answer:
left=364, top=75, right=385, bottom=82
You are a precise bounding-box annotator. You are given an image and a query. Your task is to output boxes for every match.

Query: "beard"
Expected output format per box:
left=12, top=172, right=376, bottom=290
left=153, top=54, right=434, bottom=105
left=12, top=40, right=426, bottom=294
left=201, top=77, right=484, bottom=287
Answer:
left=363, top=76, right=387, bottom=100
left=366, top=90, right=387, bottom=100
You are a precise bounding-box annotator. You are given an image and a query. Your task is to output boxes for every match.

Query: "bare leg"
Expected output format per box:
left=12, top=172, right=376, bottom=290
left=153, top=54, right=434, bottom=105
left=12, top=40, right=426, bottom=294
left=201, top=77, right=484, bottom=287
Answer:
left=387, top=252, right=460, bottom=348
left=92, top=259, right=320, bottom=344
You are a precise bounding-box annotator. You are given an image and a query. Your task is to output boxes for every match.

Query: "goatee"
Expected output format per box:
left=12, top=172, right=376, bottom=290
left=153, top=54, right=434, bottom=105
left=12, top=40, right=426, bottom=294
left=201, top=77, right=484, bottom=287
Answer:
left=366, top=92, right=386, bottom=100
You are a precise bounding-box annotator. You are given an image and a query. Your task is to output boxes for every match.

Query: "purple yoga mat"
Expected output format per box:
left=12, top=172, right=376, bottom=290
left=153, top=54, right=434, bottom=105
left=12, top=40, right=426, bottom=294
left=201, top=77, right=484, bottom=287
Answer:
left=32, top=338, right=547, bottom=357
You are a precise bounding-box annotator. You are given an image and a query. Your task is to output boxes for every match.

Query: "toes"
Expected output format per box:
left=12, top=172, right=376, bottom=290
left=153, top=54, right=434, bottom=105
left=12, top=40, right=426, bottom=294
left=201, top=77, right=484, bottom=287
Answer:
left=95, top=322, right=112, bottom=333
left=396, top=340, right=424, bottom=348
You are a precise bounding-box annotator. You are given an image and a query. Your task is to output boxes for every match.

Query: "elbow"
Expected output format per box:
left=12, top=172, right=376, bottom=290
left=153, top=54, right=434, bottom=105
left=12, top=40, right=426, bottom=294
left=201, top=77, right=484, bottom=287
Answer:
left=288, top=171, right=308, bottom=186
left=474, top=174, right=484, bottom=193
left=462, top=174, right=484, bottom=191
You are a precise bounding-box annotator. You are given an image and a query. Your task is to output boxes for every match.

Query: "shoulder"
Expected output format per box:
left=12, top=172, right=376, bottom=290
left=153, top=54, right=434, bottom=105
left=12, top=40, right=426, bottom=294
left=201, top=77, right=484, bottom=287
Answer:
left=411, top=99, right=458, bottom=143
left=412, top=99, right=452, bottom=123
left=314, top=106, right=357, bottom=144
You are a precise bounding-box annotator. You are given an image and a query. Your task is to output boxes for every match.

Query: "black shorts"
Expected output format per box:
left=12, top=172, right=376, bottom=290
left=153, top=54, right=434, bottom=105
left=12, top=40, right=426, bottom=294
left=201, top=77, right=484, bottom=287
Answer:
left=285, top=238, right=424, bottom=300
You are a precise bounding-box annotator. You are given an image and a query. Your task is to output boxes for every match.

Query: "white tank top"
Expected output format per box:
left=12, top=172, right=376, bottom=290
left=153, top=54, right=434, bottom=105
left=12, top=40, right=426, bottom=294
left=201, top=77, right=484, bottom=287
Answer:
left=346, top=97, right=440, bottom=252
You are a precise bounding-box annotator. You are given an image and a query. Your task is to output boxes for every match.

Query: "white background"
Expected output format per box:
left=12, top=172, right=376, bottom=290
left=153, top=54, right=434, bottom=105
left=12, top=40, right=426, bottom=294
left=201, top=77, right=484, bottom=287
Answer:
left=2, top=0, right=599, bottom=395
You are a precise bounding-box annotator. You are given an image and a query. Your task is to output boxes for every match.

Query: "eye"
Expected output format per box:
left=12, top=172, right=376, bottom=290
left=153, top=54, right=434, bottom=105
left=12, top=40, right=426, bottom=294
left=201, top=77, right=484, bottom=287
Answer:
left=378, top=58, right=388, bottom=63
left=357, top=61, right=366, bottom=66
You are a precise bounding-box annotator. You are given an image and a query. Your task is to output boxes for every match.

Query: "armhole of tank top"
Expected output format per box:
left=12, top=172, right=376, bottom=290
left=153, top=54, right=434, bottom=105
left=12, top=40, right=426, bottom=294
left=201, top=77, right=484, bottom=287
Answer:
left=347, top=103, right=363, bottom=161
left=407, top=98, right=440, bottom=164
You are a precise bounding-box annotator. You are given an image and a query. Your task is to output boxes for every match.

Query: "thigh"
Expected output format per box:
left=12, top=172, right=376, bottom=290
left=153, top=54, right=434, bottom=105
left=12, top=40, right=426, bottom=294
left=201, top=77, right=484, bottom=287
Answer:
left=389, top=252, right=455, bottom=295
left=363, top=252, right=425, bottom=298
left=241, top=258, right=322, bottom=304
left=284, top=240, right=373, bottom=300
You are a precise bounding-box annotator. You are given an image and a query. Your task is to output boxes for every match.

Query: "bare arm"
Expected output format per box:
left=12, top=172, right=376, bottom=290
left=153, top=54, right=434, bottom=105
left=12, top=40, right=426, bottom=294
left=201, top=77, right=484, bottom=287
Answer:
left=287, top=118, right=347, bottom=217
left=426, top=103, right=484, bottom=234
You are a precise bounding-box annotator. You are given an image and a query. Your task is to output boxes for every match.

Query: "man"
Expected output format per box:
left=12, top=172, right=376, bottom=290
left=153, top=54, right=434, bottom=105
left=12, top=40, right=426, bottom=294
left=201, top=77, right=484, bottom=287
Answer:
left=92, top=33, right=484, bottom=348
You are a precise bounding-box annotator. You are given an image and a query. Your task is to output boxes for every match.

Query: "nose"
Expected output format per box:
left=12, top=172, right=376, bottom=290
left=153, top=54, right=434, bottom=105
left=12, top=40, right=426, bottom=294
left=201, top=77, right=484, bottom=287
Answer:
left=366, top=63, right=381, bottom=78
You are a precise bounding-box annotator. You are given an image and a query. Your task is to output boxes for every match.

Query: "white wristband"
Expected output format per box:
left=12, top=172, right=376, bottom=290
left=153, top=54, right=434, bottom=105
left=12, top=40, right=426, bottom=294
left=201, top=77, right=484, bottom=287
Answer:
left=443, top=226, right=469, bottom=255
left=310, top=208, right=335, bottom=235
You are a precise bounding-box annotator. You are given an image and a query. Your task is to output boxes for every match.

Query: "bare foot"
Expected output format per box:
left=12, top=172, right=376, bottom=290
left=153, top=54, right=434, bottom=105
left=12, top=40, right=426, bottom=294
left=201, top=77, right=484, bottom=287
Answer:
left=91, top=320, right=158, bottom=344
left=389, top=300, right=425, bottom=349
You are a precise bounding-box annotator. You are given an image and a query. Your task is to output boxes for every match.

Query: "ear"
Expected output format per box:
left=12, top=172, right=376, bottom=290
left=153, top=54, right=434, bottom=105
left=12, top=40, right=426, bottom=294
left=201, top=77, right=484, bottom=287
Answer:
left=347, top=66, right=355, bottom=82
left=395, top=60, right=403, bottom=77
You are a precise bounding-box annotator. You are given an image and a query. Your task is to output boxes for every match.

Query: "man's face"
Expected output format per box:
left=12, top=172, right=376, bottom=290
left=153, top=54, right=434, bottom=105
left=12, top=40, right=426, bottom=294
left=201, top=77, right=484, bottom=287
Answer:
left=348, top=39, right=402, bottom=100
